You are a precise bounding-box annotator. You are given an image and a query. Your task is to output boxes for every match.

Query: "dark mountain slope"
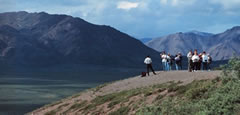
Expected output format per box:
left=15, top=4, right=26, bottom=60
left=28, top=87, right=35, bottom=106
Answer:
left=0, top=11, right=160, bottom=67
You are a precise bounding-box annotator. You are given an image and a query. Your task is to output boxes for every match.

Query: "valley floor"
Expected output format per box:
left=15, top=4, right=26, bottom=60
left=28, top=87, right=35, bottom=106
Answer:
left=29, top=70, right=221, bottom=115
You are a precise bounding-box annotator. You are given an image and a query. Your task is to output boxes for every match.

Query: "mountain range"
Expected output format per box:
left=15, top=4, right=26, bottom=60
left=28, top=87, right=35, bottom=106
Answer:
left=0, top=11, right=160, bottom=67
left=146, top=27, right=240, bottom=60
left=0, top=11, right=238, bottom=67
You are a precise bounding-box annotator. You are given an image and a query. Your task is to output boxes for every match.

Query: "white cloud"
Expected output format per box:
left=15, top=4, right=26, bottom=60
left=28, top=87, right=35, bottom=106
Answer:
left=171, top=0, right=178, bottom=6
left=159, top=0, right=196, bottom=6
left=210, top=0, right=240, bottom=10
left=160, top=0, right=168, bottom=5
left=117, top=1, right=139, bottom=10
left=1, top=0, right=240, bottom=38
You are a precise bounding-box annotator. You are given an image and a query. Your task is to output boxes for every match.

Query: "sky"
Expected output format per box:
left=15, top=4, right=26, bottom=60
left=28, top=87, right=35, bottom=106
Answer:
left=0, top=0, right=240, bottom=38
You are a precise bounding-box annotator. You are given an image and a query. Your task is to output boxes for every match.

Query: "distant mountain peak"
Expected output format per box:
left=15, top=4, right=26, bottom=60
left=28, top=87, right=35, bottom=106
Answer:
left=231, top=26, right=240, bottom=29
left=177, top=32, right=183, bottom=34
left=185, top=30, right=213, bottom=37
left=17, top=11, right=28, bottom=14
left=227, top=26, right=240, bottom=32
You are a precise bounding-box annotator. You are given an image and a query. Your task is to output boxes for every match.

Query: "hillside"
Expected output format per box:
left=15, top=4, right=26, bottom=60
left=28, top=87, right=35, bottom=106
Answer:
left=29, top=57, right=240, bottom=115
left=0, top=11, right=160, bottom=67
left=29, top=71, right=222, bottom=115
left=146, top=27, right=240, bottom=60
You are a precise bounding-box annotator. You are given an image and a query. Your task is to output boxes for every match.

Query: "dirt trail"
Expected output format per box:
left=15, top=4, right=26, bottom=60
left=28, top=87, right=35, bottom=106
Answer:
left=29, top=71, right=221, bottom=115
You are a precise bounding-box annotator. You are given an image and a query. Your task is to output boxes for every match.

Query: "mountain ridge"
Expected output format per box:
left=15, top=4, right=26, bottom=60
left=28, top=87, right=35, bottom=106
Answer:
left=146, top=27, right=240, bottom=60
left=0, top=11, right=160, bottom=67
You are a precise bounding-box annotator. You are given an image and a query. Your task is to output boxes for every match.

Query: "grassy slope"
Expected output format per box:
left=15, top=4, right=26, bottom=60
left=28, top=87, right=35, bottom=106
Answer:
left=39, top=58, right=240, bottom=115
left=46, top=79, right=240, bottom=115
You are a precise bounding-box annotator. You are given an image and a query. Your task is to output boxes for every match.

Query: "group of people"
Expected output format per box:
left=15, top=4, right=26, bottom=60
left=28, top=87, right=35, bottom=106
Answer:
left=187, top=49, right=212, bottom=72
left=160, top=51, right=183, bottom=71
left=143, top=49, right=212, bottom=76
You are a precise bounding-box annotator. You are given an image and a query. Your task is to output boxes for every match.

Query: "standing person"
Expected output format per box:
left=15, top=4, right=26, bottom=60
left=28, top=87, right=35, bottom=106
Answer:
left=187, top=50, right=193, bottom=72
left=198, top=53, right=202, bottom=70
left=169, top=54, right=174, bottom=71
left=207, top=54, right=212, bottom=71
left=161, top=51, right=167, bottom=71
left=175, top=54, right=181, bottom=70
left=178, top=52, right=183, bottom=70
left=167, top=53, right=172, bottom=71
left=144, top=56, right=156, bottom=76
left=202, top=51, right=208, bottom=70
left=192, top=50, right=200, bottom=72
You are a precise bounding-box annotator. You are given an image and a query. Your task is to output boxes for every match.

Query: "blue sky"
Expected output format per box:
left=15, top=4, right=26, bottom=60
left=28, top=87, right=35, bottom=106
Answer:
left=0, top=0, right=240, bottom=38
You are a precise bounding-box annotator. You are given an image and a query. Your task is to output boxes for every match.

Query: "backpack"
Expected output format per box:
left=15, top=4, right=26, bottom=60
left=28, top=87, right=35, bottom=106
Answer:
left=141, top=72, right=146, bottom=77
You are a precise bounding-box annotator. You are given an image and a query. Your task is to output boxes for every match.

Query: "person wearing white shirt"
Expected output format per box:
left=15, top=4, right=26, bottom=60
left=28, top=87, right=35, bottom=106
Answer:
left=167, top=53, right=172, bottom=71
left=144, top=56, right=156, bottom=76
left=192, top=50, right=199, bottom=71
left=201, top=51, right=208, bottom=70
left=161, top=51, right=167, bottom=71
left=175, top=54, right=181, bottom=70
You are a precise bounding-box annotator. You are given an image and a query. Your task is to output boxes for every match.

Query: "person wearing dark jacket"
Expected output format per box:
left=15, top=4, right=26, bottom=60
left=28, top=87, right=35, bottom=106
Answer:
left=167, top=53, right=173, bottom=70
left=207, top=54, right=212, bottom=71
left=144, top=56, right=156, bottom=76
left=178, top=52, right=183, bottom=70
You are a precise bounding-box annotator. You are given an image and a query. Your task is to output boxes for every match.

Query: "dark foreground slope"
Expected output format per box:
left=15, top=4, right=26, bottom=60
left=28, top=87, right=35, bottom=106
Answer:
left=0, top=11, right=160, bottom=67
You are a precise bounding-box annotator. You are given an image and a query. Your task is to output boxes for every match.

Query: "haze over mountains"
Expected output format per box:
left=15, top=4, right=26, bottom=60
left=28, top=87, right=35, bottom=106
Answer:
left=0, top=11, right=160, bottom=67
left=146, top=27, right=240, bottom=60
